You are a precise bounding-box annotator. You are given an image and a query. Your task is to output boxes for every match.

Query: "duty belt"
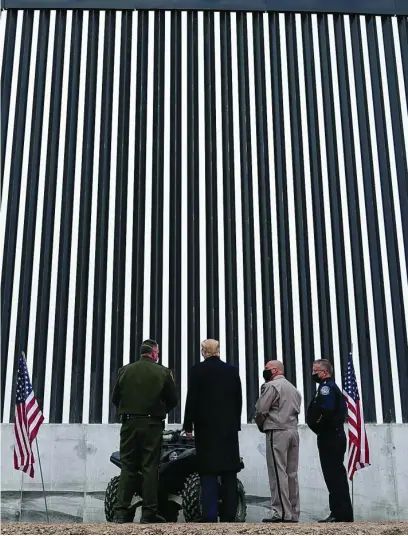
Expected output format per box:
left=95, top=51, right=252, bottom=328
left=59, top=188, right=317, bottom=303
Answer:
left=121, top=413, right=163, bottom=422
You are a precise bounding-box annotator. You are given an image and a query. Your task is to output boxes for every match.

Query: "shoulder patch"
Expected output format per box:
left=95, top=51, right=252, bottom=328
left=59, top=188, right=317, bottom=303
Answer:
left=320, top=385, right=330, bottom=395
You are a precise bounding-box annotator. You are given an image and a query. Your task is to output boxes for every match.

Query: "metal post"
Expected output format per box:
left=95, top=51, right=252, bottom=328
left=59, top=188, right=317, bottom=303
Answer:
left=349, top=345, right=354, bottom=513
left=19, top=471, right=23, bottom=521
left=351, top=478, right=354, bottom=510
left=35, top=437, right=49, bottom=522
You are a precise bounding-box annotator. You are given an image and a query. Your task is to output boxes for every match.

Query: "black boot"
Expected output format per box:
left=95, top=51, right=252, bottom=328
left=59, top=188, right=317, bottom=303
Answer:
left=113, top=515, right=134, bottom=524
left=140, top=514, right=166, bottom=524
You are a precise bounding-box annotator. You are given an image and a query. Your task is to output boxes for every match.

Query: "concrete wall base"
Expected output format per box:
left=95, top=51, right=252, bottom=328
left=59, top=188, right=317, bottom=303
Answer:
left=1, top=424, right=407, bottom=522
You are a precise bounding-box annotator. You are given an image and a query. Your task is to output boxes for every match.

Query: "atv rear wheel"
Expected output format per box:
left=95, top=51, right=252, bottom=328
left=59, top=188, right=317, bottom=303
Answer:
left=181, top=473, right=247, bottom=522
left=181, top=474, right=201, bottom=522
left=104, top=475, right=137, bottom=522
left=235, top=479, right=247, bottom=522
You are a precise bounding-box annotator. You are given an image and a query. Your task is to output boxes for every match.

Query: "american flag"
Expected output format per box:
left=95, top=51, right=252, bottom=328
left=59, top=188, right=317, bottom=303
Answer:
left=343, top=352, right=370, bottom=480
left=14, top=355, right=44, bottom=478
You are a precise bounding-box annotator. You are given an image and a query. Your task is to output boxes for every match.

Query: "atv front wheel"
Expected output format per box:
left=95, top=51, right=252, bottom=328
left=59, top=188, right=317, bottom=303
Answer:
left=104, top=475, right=137, bottom=522
left=181, top=473, right=247, bottom=522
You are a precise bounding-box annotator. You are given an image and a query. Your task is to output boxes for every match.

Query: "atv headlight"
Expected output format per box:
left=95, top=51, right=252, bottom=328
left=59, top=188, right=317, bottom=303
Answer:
left=169, top=451, right=179, bottom=461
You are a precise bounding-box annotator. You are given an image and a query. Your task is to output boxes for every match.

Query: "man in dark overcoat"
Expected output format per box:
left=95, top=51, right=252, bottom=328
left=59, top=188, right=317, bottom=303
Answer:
left=183, top=339, right=243, bottom=522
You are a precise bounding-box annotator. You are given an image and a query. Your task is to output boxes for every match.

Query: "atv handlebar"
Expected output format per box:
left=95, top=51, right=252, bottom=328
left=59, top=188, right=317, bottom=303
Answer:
left=162, top=429, right=194, bottom=443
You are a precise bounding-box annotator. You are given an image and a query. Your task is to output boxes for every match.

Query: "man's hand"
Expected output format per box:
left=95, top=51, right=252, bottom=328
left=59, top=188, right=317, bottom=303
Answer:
left=184, top=431, right=193, bottom=440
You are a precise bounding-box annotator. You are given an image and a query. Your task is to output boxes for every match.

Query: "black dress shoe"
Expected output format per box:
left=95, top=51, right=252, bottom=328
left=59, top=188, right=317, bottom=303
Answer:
left=262, top=517, right=284, bottom=523
left=140, top=514, right=166, bottom=524
left=319, top=515, right=339, bottom=522
left=319, top=514, right=353, bottom=523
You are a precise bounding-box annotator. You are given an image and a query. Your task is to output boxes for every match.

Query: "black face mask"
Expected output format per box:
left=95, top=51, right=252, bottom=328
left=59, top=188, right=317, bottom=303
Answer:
left=263, top=369, right=273, bottom=382
left=312, top=373, right=322, bottom=383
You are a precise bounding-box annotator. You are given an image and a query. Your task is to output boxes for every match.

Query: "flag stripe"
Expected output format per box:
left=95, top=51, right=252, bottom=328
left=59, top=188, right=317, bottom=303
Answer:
left=344, top=353, right=370, bottom=480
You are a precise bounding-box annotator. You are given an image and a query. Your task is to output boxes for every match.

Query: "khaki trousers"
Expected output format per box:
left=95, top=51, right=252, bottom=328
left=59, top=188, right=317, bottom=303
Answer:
left=265, top=429, right=300, bottom=522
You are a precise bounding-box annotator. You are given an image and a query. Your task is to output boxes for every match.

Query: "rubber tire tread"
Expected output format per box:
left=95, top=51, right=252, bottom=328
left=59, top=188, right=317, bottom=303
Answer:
left=104, top=475, right=137, bottom=522
left=182, top=473, right=202, bottom=522
left=235, top=478, right=247, bottom=522
left=105, top=476, right=120, bottom=522
left=181, top=473, right=247, bottom=522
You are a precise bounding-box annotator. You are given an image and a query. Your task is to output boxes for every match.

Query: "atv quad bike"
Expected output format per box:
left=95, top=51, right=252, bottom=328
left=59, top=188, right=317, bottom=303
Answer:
left=105, top=429, right=247, bottom=523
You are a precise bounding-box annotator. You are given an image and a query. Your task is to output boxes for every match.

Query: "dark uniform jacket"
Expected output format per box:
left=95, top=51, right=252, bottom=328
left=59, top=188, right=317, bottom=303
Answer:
left=112, top=357, right=178, bottom=418
left=306, top=378, right=347, bottom=435
left=183, top=356, right=242, bottom=475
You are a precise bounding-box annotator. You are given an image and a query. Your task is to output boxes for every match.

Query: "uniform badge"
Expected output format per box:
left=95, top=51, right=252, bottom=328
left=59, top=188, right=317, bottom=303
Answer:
left=320, top=385, right=330, bottom=395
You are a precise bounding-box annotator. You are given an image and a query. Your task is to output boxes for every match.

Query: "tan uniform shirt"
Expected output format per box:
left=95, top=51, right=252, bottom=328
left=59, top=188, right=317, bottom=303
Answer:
left=255, top=375, right=302, bottom=431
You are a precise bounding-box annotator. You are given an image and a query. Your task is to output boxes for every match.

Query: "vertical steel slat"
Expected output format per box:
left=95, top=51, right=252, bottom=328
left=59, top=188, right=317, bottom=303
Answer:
left=186, top=11, right=201, bottom=371
left=129, top=10, right=148, bottom=369
left=219, top=12, right=240, bottom=369
left=149, top=11, right=165, bottom=346
left=168, top=11, right=182, bottom=423
left=203, top=12, right=219, bottom=341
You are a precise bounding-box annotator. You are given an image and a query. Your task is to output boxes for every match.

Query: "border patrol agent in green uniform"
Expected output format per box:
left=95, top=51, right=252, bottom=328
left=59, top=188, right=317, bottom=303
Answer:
left=112, top=339, right=178, bottom=523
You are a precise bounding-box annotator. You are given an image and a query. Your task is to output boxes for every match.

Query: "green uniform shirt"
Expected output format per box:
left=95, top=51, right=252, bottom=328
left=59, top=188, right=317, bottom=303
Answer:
left=112, top=357, right=178, bottom=418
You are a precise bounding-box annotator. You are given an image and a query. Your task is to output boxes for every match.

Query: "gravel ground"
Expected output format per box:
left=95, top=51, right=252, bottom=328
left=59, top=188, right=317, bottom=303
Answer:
left=2, top=522, right=408, bottom=535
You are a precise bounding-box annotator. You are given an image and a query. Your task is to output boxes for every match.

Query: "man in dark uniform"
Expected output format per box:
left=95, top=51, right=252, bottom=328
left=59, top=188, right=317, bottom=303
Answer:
left=306, top=359, right=353, bottom=523
left=112, top=339, right=178, bottom=524
left=183, top=339, right=242, bottom=523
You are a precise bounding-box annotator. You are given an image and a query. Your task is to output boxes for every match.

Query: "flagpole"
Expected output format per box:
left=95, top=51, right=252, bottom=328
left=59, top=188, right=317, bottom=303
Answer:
left=350, top=344, right=354, bottom=512
left=35, top=437, right=49, bottom=523
left=19, top=471, right=23, bottom=521
left=352, top=478, right=354, bottom=510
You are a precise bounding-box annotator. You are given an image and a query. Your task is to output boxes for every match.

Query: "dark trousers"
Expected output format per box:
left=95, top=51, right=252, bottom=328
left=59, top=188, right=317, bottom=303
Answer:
left=115, top=417, right=163, bottom=521
left=317, top=429, right=354, bottom=521
left=200, top=472, right=238, bottom=522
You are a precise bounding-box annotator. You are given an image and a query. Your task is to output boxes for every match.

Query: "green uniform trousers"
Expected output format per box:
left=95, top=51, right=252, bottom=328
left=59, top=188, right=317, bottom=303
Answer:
left=115, top=416, right=163, bottom=521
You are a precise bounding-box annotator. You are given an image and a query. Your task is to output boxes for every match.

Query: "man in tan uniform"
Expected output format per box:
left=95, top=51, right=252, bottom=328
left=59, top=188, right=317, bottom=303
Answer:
left=254, top=360, right=302, bottom=523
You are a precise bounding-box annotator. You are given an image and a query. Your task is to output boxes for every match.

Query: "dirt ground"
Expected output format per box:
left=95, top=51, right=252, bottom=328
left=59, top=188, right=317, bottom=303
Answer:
left=2, top=522, right=408, bottom=535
